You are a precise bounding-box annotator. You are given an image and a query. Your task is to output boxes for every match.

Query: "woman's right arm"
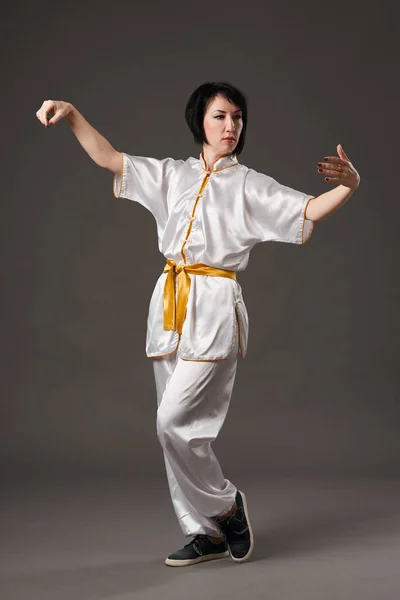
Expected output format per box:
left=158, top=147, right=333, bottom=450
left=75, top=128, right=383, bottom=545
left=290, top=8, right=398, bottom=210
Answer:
left=35, top=100, right=123, bottom=175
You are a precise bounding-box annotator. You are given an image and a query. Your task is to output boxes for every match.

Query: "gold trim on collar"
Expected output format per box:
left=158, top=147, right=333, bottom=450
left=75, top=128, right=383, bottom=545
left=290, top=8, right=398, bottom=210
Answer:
left=200, top=151, right=239, bottom=173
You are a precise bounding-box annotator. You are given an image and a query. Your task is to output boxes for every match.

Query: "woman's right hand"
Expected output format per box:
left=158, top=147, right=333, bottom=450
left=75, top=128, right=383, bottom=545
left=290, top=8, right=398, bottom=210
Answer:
left=35, top=100, right=73, bottom=128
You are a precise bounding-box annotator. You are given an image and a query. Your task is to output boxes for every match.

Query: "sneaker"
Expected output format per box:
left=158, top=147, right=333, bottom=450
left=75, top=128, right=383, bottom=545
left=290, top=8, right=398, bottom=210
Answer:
left=165, top=534, right=229, bottom=567
left=215, top=490, right=254, bottom=562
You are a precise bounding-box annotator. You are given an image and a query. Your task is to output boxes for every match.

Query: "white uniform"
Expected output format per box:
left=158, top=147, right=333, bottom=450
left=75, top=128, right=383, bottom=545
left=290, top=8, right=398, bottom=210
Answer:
left=113, top=151, right=315, bottom=536
left=113, top=151, right=314, bottom=361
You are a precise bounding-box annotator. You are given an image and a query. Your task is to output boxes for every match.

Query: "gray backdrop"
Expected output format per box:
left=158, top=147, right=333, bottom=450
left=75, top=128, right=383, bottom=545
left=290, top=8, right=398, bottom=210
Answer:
left=2, top=0, right=399, bottom=479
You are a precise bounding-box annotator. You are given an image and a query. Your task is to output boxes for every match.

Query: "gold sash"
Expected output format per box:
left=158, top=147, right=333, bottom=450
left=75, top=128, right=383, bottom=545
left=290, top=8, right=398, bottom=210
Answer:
left=163, top=259, right=237, bottom=334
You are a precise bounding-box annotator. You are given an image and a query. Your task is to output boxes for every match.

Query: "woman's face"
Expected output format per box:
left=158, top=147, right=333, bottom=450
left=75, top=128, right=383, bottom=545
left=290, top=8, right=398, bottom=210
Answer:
left=203, top=94, right=243, bottom=155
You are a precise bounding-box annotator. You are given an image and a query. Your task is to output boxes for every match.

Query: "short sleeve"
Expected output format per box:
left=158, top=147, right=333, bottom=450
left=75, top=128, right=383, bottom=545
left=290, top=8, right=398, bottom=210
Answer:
left=244, top=168, right=315, bottom=245
left=113, top=152, right=184, bottom=226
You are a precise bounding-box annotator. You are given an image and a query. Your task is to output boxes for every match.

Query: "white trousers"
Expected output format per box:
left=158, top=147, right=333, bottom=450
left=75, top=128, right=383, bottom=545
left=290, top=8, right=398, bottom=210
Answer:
left=153, top=334, right=239, bottom=537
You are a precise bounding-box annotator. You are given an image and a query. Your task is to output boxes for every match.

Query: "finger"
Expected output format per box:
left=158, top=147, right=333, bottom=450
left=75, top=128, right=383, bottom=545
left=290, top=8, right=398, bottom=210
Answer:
left=324, top=173, right=354, bottom=185
left=44, top=107, right=51, bottom=127
left=37, top=109, right=46, bottom=126
left=37, top=108, right=48, bottom=126
left=323, top=156, right=349, bottom=166
left=317, top=163, right=345, bottom=174
left=324, top=176, right=341, bottom=183
left=43, top=100, right=55, bottom=126
left=319, top=169, right=344, bottom=178
left=39, top=102, right=49, bottom=126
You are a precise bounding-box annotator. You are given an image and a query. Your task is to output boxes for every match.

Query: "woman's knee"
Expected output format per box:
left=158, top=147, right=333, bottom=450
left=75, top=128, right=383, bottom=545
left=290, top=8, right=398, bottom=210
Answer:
left=156, top=401, right=182, bottom=445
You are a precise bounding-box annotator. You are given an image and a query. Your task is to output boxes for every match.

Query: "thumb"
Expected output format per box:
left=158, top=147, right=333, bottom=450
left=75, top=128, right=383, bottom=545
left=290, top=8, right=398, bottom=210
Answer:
left=48, top=109, right=61, bottom=126
left=337, top=143, right=350, bottom=161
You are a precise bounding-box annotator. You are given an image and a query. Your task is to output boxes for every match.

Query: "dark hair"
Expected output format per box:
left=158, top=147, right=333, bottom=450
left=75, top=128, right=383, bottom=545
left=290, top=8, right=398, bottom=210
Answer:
left=185, top=81, right=248, bottom=156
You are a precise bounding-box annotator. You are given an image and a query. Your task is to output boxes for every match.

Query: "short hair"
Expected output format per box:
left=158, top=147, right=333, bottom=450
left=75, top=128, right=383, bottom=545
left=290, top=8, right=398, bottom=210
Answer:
left=185, top=81, right=248, bottom=156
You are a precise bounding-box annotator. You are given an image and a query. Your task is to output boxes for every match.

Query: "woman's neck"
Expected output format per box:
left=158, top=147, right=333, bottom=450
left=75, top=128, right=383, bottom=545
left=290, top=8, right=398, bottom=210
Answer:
left=201, top=147, right=231, bottom=172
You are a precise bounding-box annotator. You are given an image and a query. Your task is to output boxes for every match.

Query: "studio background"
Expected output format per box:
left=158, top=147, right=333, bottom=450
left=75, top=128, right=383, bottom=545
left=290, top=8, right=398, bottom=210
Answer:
left=1, top=0, right=398, bottom=481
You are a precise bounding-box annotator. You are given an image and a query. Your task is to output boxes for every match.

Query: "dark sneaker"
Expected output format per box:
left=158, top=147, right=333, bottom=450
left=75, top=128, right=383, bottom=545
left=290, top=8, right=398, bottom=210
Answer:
left=215, top=490, right=254, bottom=562
left=165, top=534, right=229, bottom=567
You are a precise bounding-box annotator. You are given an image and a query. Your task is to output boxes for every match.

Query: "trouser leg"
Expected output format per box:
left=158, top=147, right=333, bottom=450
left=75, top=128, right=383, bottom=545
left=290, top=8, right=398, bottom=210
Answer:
left=153, top=350, right=201, bottom=531
left=153, top=336, right=238, bottom=537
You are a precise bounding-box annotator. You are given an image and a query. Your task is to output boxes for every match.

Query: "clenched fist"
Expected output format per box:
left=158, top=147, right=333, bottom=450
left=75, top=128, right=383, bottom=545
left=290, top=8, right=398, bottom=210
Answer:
left=35, top=100, right=73, bottom=128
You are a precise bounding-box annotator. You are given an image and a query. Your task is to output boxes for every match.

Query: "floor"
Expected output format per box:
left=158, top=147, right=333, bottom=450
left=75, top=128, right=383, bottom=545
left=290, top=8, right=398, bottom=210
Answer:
left=1, top=473, right=399, bottom=599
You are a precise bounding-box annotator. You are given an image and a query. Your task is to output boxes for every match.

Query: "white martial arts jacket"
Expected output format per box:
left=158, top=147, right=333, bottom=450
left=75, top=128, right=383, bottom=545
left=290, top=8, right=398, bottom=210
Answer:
left=113, top=151, right=314, bottom=361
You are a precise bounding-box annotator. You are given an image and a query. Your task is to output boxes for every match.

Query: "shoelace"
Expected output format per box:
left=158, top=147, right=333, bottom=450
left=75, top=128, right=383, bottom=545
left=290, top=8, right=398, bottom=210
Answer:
left=184, top=534, right=208, bottom=548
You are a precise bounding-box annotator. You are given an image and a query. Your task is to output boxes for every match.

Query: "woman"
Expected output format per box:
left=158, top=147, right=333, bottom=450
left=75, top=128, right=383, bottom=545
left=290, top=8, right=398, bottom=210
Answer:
left=35, top=82, right=360, bottom=567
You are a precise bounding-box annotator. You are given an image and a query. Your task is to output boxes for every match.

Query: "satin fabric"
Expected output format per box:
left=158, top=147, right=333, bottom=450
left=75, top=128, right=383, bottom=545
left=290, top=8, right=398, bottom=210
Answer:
left=113, top=151, right=315, bottom=360
left=162, top=259, right=237, bottom=334
left=153, top=330, right=239, bottom=537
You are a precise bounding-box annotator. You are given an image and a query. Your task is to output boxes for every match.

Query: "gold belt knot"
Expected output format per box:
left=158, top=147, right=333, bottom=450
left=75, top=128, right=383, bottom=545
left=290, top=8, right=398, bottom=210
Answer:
left=162, top=259, right=236, bottom=334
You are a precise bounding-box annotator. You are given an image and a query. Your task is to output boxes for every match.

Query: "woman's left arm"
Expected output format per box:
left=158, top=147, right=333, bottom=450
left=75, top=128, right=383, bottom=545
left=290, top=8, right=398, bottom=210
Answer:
left=306, top=144, right=360, bottom=222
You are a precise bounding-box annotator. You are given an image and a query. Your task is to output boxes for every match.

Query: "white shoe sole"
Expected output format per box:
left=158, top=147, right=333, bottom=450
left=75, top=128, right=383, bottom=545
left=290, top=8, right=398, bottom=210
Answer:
left=165, top=550, right=230, bottom=567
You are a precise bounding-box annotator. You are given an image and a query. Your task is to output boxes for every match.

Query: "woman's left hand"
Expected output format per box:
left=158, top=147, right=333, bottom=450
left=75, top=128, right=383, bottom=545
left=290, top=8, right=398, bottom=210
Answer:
left=316, top=144, right=360, bottom=191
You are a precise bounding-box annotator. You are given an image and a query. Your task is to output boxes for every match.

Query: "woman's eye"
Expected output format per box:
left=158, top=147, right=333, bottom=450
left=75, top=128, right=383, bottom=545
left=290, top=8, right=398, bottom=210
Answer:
left=214, top=115, right=242, bottom=120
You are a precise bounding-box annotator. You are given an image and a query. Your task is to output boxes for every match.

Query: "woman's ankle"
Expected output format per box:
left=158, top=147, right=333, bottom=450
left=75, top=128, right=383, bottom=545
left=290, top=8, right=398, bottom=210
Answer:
left=215, top=501, right=237, bottom=522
